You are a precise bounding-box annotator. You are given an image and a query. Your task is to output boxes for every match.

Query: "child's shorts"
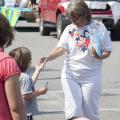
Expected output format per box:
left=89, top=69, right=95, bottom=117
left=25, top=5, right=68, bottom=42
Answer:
left=27, top=113, right=33, bottom=120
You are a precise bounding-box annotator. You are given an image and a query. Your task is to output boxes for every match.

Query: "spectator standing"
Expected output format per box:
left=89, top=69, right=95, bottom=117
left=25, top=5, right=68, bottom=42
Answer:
left=0, top=13, right=26, bottom=120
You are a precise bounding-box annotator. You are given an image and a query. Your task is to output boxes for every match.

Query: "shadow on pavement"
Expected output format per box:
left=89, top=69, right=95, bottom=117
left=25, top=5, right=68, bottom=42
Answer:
left=15, top=27, right=39, bottom=32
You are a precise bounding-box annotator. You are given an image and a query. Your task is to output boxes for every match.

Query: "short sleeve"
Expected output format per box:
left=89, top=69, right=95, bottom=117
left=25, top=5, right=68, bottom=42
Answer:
left=0, top=57, right=21, bottom=81
left=57, top=25, right=70, bottom=50
left=19, top=73, right=33, bottom=95
left=100, top=23, right=112, bottom=51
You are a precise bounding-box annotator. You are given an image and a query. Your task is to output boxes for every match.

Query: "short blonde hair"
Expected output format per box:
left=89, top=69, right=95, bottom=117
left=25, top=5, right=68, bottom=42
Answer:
left=66, top=0, right=91, bottom=22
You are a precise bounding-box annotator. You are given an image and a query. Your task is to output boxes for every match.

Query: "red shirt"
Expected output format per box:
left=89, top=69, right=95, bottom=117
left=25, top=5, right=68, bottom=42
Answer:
left=0, top=48, right=21, bottom=120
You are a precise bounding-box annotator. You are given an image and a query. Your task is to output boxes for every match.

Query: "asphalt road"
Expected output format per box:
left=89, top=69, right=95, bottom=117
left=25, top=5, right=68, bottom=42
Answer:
left=6, top=21, right=120, bottom=120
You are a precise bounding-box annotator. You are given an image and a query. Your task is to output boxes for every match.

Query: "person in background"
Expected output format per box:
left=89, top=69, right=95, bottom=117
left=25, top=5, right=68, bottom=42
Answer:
left=0, top=13, right=26, bottom=120
left=29, top=0, right=36, bottom=9
left=39, top=0, right=112, bottom=120
left=9, top=47, right=48, bottom=120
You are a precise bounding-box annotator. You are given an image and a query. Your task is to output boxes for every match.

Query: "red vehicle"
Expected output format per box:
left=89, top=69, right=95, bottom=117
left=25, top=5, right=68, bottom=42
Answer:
left=38, top=0, right=120, bottom=40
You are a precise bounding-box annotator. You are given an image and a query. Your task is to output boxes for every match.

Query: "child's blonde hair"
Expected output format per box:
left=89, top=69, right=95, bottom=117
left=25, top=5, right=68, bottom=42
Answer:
left=9, top=47, right=31, bottom=72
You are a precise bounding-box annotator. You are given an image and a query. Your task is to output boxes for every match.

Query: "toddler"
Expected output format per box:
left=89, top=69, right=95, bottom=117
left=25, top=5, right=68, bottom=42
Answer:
left=9, top=47, right=48, bottom=120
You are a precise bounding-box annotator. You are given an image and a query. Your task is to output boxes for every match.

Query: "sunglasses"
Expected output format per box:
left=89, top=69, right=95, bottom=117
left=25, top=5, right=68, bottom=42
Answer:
left=69, top=14, right=83, bottom=21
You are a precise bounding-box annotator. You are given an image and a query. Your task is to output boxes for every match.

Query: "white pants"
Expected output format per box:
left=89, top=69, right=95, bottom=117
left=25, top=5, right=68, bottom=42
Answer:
left=61, top=70, right=102, bottom=120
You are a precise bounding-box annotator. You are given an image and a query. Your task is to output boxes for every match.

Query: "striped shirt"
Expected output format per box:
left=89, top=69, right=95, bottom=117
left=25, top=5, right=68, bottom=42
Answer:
left=0, top=48, right=21, bottom=120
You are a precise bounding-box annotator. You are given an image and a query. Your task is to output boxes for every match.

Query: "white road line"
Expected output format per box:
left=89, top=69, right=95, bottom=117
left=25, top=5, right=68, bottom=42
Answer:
left=36, top=109, right=120, bottom=112
left=48, top=89, right=120, bottom=93
left=102, top=89, right=120, bottom=91
left=39, top=110, right=64, bottom=112
left=47, top=90, right=120, bottom=112
left=100, top=108, right=120, bottom=111
left=48, top=91, right=63, bottom=93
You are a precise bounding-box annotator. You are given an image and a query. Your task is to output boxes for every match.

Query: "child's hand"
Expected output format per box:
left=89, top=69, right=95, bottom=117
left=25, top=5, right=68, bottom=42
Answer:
left=36, top=62, right=46, bottom=71
left=38, top=87, right=48, bottom=95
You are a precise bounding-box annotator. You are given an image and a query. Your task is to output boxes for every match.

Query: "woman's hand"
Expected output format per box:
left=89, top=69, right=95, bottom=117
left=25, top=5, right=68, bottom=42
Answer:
left=39, top=57, right=47, bottom=63
left=92, top=47, right=111, bottom=59
left=92, top=47, right=101, bottom=59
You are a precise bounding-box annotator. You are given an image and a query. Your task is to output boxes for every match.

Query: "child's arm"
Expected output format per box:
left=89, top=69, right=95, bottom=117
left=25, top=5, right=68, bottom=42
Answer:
left=32, top=62, right=46, bottom=83
left=22, top=87, right=48, bottom=101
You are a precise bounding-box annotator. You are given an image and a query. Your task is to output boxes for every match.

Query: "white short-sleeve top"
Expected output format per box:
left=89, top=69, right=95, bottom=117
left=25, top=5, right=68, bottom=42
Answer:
left=57, top=20, right=112, bottom=76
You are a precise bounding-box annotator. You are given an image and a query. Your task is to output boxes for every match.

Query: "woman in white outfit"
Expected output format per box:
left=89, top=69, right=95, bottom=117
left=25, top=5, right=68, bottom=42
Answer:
left=39, top=0, right=112, bottom=120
